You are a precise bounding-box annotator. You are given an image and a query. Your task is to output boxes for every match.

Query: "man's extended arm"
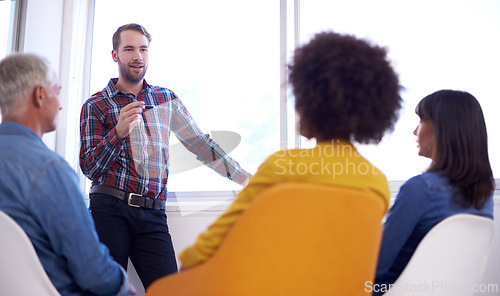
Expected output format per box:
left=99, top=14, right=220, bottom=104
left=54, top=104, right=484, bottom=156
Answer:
left=170, top=98, right=250, bottom=184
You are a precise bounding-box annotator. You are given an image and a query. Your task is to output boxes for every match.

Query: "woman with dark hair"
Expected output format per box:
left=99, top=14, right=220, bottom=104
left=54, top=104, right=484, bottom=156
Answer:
left=179, top=31, right=403, bottom=269
left=373, top=89, right=494, bottom=295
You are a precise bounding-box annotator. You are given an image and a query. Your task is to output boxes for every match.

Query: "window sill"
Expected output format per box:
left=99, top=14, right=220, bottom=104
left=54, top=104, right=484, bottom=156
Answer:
left=164, top=180, right=500, bottom=213
left=84, top=181, right=500, bottom=213
left=166, top=190, right=239, bottom=213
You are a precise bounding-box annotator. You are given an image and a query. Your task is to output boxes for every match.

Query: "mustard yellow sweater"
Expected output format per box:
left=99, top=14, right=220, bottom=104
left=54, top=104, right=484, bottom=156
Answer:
left=179, top=140, right=390, bottom=268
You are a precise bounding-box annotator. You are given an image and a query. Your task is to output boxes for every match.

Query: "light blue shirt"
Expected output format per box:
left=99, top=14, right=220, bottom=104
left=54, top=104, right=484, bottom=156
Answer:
left=0, top=122, right=129, bottom=296
left=374, top=171, right=494, bottom=295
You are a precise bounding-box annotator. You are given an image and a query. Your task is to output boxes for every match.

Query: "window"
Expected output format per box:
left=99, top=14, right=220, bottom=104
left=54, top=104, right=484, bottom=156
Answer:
left=0, top=1, right=14, bottom=60
left=87, top=0, right=500, bottom=194
left=0, top=0, right=26, bottom=123
left=89, top=0, right=280, bottom=191
left=300, top=0, right=500, bottom=181
left=0, top=0, right=27, bottom=59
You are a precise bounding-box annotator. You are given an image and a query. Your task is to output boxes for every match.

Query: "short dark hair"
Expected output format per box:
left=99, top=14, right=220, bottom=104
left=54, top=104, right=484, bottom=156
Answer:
left=288, top=31, right=402, bottom=144
left=416, top=89, right=494, bottom=209
left=112, top=23, right=152, bottom=50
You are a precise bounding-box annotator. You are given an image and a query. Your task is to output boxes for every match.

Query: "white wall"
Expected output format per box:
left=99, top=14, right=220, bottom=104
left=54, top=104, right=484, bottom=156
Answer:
left=23, top=0, right=64, bottom=151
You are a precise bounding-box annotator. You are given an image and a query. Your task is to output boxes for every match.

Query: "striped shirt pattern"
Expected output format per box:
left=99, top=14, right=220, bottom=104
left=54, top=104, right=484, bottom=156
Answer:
left=80, top=78, right=250, bottom=201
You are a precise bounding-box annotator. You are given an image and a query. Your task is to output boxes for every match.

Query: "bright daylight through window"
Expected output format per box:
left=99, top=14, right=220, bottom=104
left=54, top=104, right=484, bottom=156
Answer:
left=89, top=0, right=500, bottom=192
left=0, top=0, right=18, bottom=123
left=0, top=1, right=14, bottom=60
left=90, top=0, right=280, bottom=192
left=301, top=0, right=500, bottom=182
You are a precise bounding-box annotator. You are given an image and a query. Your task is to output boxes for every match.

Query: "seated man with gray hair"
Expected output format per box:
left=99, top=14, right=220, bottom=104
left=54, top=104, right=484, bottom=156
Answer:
left=0, top=53, right=135, bottom=296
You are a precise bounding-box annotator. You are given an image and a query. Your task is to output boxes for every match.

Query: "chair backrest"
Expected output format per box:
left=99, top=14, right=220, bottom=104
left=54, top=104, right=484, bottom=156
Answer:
left=0, top=210, right=61, bottom=296
left=147, top=183, right=386, bottom=296
left=382, top=214, right=495, bottom=296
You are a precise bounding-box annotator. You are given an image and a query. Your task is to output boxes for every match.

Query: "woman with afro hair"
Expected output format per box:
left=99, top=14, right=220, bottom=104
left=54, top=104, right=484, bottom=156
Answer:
left=179, top=31, right=403, bottom=269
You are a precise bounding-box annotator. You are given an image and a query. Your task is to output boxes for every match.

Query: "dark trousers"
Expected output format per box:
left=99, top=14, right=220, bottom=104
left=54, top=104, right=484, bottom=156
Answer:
left=89, top=193, right=178, bottom=290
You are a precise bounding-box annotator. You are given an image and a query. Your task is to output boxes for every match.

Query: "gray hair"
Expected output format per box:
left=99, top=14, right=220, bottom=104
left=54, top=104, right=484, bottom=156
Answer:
left=0, top=53, right=53, bottom=118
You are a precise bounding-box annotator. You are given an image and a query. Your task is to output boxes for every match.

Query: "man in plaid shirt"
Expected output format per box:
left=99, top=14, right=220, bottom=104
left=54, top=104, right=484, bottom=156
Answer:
left=79, top=23, right=250, bottom=289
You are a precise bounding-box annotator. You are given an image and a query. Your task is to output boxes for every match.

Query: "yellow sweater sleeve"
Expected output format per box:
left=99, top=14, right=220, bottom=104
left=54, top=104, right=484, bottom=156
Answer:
left=179, top=143, right=389, bottom=269
left=179, top=153, right=284, bottom=269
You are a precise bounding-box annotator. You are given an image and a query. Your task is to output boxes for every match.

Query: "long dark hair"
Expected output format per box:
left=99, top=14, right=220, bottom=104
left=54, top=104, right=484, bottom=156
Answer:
left=415, top=89, right=494, bottom=209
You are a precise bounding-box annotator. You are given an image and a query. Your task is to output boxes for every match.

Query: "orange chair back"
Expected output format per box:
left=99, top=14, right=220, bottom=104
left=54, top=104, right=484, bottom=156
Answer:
left=147, top=183, right=385, bottom=296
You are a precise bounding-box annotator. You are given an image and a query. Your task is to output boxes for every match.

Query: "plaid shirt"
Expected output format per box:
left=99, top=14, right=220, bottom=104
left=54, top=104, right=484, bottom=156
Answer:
left=80, top=78, right=250, bottom=201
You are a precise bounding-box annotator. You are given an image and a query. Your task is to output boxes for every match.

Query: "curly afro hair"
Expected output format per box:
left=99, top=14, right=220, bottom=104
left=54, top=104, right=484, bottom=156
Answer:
left=289, top=31, right=402, bottom=144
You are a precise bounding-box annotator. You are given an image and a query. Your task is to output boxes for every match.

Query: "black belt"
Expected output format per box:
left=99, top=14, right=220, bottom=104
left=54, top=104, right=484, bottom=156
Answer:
left=90, top=185, right=165, bottom=210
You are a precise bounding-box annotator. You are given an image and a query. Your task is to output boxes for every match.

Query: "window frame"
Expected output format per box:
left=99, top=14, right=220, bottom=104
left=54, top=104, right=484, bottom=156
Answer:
left=59, top=0, right=499, bottom=202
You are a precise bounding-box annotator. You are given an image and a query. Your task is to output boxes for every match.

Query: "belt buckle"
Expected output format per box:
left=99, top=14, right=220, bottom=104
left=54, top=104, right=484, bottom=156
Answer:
left=127, top=193, right=142, bottom=208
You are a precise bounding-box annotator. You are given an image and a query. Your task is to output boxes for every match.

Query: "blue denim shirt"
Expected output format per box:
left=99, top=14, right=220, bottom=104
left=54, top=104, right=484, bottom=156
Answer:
left=373, top=172, right=494, bottom=295
left=0, top=122, right=130, bottom=296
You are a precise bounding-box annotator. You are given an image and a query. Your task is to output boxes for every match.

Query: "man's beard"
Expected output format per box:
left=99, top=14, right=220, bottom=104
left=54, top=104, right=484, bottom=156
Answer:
left=117, top=57, right=147, bottom=83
